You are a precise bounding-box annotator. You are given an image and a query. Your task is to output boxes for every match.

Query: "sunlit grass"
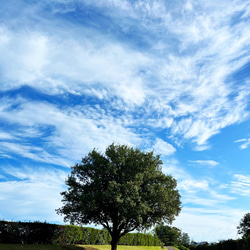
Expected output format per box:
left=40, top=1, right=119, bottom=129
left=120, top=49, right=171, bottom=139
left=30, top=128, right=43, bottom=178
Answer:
left=81, top=245, right=162, bottom=250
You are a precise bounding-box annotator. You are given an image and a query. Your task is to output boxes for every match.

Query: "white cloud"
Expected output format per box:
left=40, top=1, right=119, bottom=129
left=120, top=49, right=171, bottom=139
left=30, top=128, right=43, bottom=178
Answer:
left=0, top=131, right=14, bottom=140
left=235, top=138, right=250, bottom=149
left=0, top=30, right=48, bottom=83
left=162, top=159, right=234, bottom=207
left=234, top=174, right=250, bottom=183
left=230, top=174, right=250, bottom=196
left=0, top=0, right=250, bottom=149
left=235, top=139, right=248, bottom=143
left=178, top=179, right=209, bottom=193
left=0, top=25, right=10, bottom=46
left=151, top=138, right=176, bottom=156
left=0, top=167, right=68, bottom=222
left=0, top=98, right=142, bottom=163
left=162, top=158, right=187, bottom=180
left=185, top=1, right=193, bottom=11
left=241, top=3, right=250, bottom=18
left=0, top=25, right=150, bottom=105
left=189, top=160, right=219, bottom=168
left=209, top=190, right=235, bottom=202
left=173, top=207, right=246, bottom=242
left=0, top=141, right=70, bottom=167
left=182, top=195, right=234, bottom=207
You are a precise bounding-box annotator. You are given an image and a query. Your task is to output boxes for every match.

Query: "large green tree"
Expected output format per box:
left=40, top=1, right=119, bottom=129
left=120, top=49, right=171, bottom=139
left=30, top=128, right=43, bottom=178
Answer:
left=238, top=213, right=250, bottom=239
left=57, top=143, right=181, bottom=250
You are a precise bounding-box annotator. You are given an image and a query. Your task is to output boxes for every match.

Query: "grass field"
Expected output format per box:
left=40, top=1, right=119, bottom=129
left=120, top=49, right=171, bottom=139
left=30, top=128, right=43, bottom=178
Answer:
left=0, top=244, right=84, bottom=250
left=83, top=246, right=162, bottom=250
left=0, top=245, right=163, bottom=250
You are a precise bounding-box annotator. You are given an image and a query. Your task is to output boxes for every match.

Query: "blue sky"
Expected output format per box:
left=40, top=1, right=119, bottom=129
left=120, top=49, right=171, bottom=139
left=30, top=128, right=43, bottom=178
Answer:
left=0, top=0, right=250, bottom=243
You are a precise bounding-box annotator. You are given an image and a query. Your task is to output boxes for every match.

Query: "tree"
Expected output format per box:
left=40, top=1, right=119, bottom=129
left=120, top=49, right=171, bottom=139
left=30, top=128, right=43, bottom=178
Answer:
left=238, top=213, right=250, bottom=239
left=155, top=224, right=181, bottom=246
left=179, top=232, right=190, bottom=247
left=56, top=143, right=181, bottom=250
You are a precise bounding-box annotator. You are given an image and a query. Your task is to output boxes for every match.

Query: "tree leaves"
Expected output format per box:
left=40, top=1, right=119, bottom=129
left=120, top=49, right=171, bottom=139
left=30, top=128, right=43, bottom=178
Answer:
left=238, top=213, right=250, bottom=239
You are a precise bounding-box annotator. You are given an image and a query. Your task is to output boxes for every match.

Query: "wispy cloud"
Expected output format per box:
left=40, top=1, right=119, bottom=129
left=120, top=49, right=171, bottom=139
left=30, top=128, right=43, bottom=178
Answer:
left=234, top=138, right=250, bottom=149
left=188, top=160, right=219, bottom=168
left=0, top=166, right=68, bottom=222
left=163, top=160, right=234, bottom=207
left=173, top=207, right=246, bottom=242
left=151, top=138, right=176, bottom=156
left=0, top=23, right=150, bottom=105
left=0, top=131, right=14, bottom=140
left=0, top=141, right=69, bottom=167
left=0, top=0, right=249, bottom=150
left=178, top=179, right=209, bottom=193
left=0, top=97, right=142, bottom=163
left=230, top=174, right=250, bottom=196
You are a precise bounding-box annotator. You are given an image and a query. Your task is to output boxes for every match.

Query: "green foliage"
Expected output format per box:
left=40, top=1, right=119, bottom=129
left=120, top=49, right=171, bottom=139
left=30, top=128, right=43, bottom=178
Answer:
left=237, top=239, right=247, bottom=250
left=155, top=224, right=181, bottom=246
left=0, top=221, right=59, bottom=244
left=247, top=234, right=250, bottom=250
left=221, top=239, right=237, bottom=250
left=98, top=229, right=112, bottom=245
left=57, top=143, right=181, bottom=250
left=56, top=225, right=83, bottom=244
left=0, top=220, right=160, bottom=246
left=178, top=245, right=190, bottom=250
left=179, top=232, right=191, bottom=247
left=88, top=228, right=100, bottom=245
left=118, top=232, right=161, bottom=246
left=238, top=213, right=250, bottom=239
left=174, top=245, right=190, bottom=250
left=56, top=225, right=116, bottom=245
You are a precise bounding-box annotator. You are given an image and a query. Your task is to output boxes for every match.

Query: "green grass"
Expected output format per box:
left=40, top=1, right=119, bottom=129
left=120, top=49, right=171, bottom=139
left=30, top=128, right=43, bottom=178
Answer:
left=0, top=245, right=162, bottom=250
left=0, top=244, right=85, bottom=250
left=83, top=246, right=162, bottom=250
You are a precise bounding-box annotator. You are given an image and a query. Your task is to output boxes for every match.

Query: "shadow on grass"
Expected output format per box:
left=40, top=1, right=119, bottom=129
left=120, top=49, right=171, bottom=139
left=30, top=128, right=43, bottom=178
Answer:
left=0, top=244, right=99, bottom=250
left=60, top=246, right=99, bottom=250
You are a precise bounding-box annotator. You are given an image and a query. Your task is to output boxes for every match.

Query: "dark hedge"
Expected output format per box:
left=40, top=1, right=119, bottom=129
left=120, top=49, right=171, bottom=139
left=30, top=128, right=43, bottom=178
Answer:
left=0, top=221, right=161, bottom=246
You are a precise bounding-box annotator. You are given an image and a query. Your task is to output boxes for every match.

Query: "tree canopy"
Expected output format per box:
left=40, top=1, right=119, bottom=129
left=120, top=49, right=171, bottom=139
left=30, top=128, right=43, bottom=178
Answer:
left=155, top=224, right=190, bottom=247
left=57, top=143, right=181, bottom=250
left=238, top=213, right=250, bottom=239
left=155, top=224, right=182, bottom=246
left=179, top=232, right=191, bottom=247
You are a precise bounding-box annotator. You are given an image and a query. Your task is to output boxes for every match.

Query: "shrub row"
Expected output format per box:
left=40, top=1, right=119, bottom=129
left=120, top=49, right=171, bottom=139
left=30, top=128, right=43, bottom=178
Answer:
left=118, top=231, right=161, bottom=246
left=190, top=236, right=250, bottom=250
left=0, top=221, right=161, bottom=246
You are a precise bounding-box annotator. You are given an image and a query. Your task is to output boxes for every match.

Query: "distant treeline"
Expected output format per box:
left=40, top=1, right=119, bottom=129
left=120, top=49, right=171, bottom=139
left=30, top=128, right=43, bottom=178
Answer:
left=190, top=237, right=250, bottom=250
left=0, top=220, right=161, bottom=246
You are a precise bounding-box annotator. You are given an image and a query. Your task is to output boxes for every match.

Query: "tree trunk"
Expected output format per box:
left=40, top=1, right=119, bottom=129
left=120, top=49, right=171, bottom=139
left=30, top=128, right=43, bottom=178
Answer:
left=111, top=243, right=118, bottom=250
left=111, top=234, right=119, bottom=250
